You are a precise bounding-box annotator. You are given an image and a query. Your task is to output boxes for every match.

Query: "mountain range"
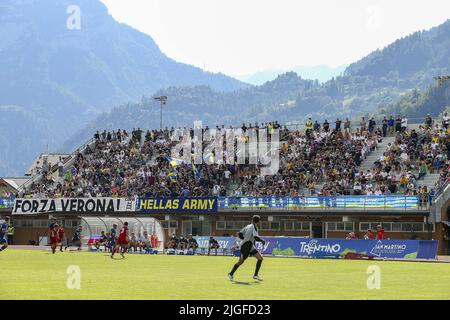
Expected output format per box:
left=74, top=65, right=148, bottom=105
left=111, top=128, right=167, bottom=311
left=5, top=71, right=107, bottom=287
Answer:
left=1, top=0, right=449, bottom=176
left=66, top=19, right=450, bottom=149
left=0, top=0, right=248, bottom=176
left=237, top=64, right=348, bottom=85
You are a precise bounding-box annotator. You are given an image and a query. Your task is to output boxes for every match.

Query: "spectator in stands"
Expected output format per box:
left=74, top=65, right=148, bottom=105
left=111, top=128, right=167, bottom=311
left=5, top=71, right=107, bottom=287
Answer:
left=344, top=118, right=351, bottom=133
left=387, top=116, right=395, bottom=136
left=167, top=233, right=178, bottom=250
left=323, top=120, right=330, bottom=132
left=58, top=157, right=64, bottom=177
left=24, top=118, right=447, bottom=200
left=313, top=120, right=321, bottom=132
left=138, top=232, right=149, bottom=252
left=360, top=117, right=367, bottom=133
left=208, top=236, right=220, bottom=256
left=187, top=234, right=198, bottom=254
left=128, top=233, right=137, bottom=252
left=382, top=116, right=388, bottom=137
left=178, top=235, right=188, bottom=250
left=443, top=112, right=449, bottom=129
left=425, top=114, right=433, bottom=129
left=395, top=115, right=402, bottom=133
left=346, top=232, right=356, bottom=239
left=401, top=115, right=408, bottom=132
left=418, top=161, right=428, bottom=180
left=368, top=117, right=376, bottom=134
left=364, top=229, right=374, bottom=240
left=335, top=118, right=342, bottom=131
left=305, top=118, right=313, bottom=137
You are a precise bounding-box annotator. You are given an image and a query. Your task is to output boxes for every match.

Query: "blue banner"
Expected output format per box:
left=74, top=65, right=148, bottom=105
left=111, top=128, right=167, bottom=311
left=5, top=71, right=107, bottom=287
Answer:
left=2, top=196, right=420, bottom=211
left=218, top=196, right=419, bottom=210
left=0, top=198, right=14, bottom=209
left=258, top=237, right=438, bottom=259
left=137, top=197, right=218, bottom=213
left=194, top=236, right=438, bottom=260
left=195, top=236, right=237, bottom=249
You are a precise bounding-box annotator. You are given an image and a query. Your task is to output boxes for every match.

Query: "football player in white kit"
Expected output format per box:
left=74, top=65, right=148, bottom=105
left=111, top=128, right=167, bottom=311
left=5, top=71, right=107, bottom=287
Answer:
left=228, top=215, right=265, bottom=281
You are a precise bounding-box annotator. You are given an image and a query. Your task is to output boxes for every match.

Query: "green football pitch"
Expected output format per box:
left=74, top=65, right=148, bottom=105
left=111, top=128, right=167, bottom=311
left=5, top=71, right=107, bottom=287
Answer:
left=1, top=249, right=449, bottom=300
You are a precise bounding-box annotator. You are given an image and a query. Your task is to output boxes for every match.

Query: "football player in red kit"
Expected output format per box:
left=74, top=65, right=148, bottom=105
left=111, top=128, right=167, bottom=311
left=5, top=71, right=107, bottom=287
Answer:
left=50, top=224, right=60, bottom=254
left=150, top=231, right=159, bottom=249
left=376, top=224, right=385, bottom=240
left=111, top=222, right=129, bottom=259
left=58, top=225, right=65, bottom=252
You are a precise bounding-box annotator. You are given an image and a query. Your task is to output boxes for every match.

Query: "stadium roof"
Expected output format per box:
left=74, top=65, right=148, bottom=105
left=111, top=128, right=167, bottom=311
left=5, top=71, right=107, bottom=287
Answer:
left=0, top=178, right=28, bottom=191
left=25, top=153, right=70, bottom=176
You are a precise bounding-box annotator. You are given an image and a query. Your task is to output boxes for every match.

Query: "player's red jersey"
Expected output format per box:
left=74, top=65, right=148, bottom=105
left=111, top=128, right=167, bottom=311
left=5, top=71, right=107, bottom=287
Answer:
left=150, top=234, right=159, bottom=248
left=117, top=226, right=128, bottom=244
left=365, top=231, right=374, bottom=239
left=377, top=229, right=385, bottom=240
left=58, top=227, right=65, bottom=242
left=49, top=229, right=59, bottom=244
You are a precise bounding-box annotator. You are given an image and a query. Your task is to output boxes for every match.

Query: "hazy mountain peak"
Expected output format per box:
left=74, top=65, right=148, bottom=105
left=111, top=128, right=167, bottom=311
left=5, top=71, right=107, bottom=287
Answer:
left=0, top=0, right=248, bottom=176
left=239, top=64, right=348, bottom=85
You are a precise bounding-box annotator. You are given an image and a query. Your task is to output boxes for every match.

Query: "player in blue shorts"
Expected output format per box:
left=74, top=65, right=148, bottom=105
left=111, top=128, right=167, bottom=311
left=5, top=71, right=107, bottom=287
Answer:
left=108, top=224, right=118, bottom=252
left=0, top=216, right=10, bottom=252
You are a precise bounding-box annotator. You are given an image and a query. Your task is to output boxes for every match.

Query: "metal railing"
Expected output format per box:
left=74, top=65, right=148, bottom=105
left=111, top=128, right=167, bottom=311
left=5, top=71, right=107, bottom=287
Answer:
left=20, top=137, right=96, bottom=192
left=433, top=178, right=450, bottom=201
left=284, top=117, right=442, bottom=131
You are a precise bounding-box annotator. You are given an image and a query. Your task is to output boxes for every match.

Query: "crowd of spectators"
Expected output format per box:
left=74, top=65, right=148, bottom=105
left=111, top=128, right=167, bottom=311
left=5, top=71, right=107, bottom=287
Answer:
left=20, top=115, right=449, bottom=199
left=233, top=124, right=381, bottom=196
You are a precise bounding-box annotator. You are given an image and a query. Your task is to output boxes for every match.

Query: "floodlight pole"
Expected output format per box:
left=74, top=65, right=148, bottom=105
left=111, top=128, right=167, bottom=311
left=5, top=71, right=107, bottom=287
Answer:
left=154, top=96, right=168, bottom=131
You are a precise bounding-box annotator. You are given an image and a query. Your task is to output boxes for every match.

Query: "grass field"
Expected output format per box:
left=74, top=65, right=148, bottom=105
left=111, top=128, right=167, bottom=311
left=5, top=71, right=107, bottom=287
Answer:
left=1, top=249, right=449, bottom=300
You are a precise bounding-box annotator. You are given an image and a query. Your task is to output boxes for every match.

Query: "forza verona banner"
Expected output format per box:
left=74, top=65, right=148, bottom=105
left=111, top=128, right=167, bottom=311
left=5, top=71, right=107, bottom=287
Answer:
left=137, top=197, right=218, bottom=213
left=12, top=198, right=136, bottom=214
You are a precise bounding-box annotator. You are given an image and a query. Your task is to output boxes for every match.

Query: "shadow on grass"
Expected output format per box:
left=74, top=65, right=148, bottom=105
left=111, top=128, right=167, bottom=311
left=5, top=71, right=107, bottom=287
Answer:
left=231, top=281, right=261, bottom=285
left=110, top=255, right=126, bottom=260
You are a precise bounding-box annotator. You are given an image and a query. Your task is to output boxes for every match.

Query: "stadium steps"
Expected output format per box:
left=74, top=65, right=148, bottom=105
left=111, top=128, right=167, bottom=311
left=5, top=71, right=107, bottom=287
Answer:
left=20, top=137, right=96, bottom=192
left=431, top=182, right=450, bottom=222
left=358, top=136, right=396, bottom=172
left=417, top=173, right=440, bottom=190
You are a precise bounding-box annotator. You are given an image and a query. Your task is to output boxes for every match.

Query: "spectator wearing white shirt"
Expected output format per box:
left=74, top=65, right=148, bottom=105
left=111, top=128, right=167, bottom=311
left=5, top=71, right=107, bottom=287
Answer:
left=443, top=112, right=449, bottom=129
left=401, top=116, right=408, bottom=132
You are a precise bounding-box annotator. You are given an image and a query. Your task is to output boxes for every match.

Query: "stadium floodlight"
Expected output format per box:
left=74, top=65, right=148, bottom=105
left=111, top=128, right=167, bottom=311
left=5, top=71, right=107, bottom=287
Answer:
left=154, top=96, right=168, bottom=130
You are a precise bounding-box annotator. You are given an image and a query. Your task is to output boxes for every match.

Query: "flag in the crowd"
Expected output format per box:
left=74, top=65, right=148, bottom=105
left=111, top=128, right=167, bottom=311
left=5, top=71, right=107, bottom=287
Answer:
left=168, top=172, right=177, bottom=183
left=203, top=151, right=215, bottom=164
left=166, top=157, right=186, bottom=167
left=192, top=163, right=201, bottom=178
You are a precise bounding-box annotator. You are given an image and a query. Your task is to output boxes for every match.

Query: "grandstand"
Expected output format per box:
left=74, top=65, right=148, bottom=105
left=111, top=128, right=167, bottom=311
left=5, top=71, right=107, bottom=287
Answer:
left=0, top=116, right=449, bottom=255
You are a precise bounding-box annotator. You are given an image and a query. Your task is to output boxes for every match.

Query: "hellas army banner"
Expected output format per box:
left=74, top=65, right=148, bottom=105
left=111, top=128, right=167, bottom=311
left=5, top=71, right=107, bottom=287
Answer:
left=137, top=197, right=218, bottom=213
left=13, top=198, right=136, bottom=214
